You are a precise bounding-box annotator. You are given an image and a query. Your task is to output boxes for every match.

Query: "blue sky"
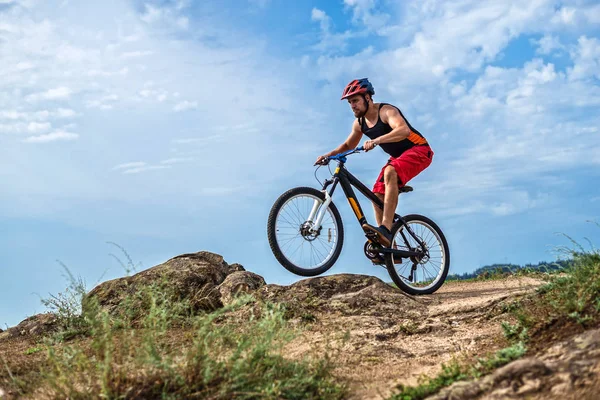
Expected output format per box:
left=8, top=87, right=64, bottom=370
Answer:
left=1, top=0, right=599, bottom=328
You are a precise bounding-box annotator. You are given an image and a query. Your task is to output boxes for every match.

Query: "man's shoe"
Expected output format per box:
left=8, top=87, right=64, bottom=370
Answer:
left=368, top=239, right=403, bottom=265
left=370, top=251, right=404, bottom=265
left=362, top=224, right=393, bottom=247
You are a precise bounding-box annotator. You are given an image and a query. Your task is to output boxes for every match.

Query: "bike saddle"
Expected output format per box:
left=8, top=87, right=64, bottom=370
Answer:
left=399, top=185, right=413, bottom=194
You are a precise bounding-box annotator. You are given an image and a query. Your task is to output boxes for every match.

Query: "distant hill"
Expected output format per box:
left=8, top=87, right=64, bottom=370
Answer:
left=447, top=259, right=573, bottom=281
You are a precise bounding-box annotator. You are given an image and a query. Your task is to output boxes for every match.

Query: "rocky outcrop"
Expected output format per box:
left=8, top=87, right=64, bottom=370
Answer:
left=85, top=251, right=246, bottom=317
left=218, top=271, right=266, bottom=305
left=428, top=328, right=600, bottom=400
left=257, top=273, right=419, bottom=319
left=0, top=313, right=58, bottom=339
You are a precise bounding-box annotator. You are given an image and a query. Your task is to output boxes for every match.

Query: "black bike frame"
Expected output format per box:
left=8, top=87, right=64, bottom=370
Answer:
left=320, top=161, right=426, bottom=258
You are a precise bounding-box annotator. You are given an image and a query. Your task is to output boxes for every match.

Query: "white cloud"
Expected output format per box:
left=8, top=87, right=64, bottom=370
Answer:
left=314, top=0, right=570, bottom=88
left=173, top=100, right=198, bottom=112
left=113, top=161, right=146, bottom=170
left=87, top=67, right=129, bottom=77
left=311, top=8, right=330, bottom=31
left=27, top=121, right=51, bottom=133
left=0, top=109, right=77, bottom=121
left=0, top=111, right=27, bottom=120
left=310, top=7, right=368, bottom=54
left=552, top=6, right=577, bottom=24
left=567, top=36, right=600, bottom=81
left=122, top=165, right=171, bottom=174
left=160, top=157, right=193, bottom=165
left=584, top=4, right=600, bottom=23
left=25, top=87, right=72, bottom=102
left=121, top=50, right=153, bottom=58
left=343, top=0, right=390, bottom=32
left=550, top=4, right=600, bottom=26
left=85, top=94, right=119, bottom=110
left=172, top=134, right=223, bottom=145
left=55, top=108, right=77, bottom=118
left=0, top=121, right=51, bottom=134
left=23, top=130, right=78, bottom=143
left=138, top=87, right=169, bottom=102
left=533, top=35, right=564, bottom=55
left=140, top=3, right=189, bottom=31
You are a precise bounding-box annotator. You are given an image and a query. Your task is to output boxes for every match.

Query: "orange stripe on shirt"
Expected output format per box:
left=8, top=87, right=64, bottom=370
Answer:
left=408, top=131, right=428, bottom=145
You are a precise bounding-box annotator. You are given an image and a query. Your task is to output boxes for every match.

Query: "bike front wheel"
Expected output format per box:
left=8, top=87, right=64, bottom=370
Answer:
left=267, top=187, right=344, bottom=276
left=385, top=214, right=450, bottom=295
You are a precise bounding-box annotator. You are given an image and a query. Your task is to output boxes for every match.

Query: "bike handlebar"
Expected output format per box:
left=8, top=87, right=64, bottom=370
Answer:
left=317, top=143, right=378, bottom=165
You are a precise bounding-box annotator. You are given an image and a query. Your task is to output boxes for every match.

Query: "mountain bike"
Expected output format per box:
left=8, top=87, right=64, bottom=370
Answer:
left=266, top=146, right=450, bottom=295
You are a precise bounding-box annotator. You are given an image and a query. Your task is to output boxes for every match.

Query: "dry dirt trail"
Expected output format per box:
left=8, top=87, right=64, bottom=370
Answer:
left=270, top=274, right=545, bottom=399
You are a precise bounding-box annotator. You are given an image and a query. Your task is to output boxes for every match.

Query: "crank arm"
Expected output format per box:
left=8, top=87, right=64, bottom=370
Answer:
left=377, top=248, right=422, bottom=258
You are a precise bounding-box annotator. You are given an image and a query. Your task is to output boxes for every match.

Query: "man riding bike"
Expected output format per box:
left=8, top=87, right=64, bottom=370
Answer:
left=315, top=78, right=434, bottom=262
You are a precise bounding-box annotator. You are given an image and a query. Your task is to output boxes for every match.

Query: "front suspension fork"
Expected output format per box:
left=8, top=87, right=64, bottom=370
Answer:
left=307, top=190, right=333, bottom=232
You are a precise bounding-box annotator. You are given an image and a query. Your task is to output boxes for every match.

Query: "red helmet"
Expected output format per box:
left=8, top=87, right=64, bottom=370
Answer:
left=341, top=78, right=375, bottom=100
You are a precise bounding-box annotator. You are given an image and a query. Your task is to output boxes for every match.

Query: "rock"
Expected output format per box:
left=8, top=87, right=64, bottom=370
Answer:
left=218, top=271, right=266, bottom=305
left=428, top=329, right=600, bottom=400
left=85, top=251, right=244, bottom=318
left=257, top=274, right=419, bottom=319
left=3, top=313, right=58, bottom=339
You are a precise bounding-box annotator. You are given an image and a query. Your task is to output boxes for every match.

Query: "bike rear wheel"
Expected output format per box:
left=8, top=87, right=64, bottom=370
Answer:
left=385, top=214, right=449, bottom=295
left=267, top=187, right=344, bottom=276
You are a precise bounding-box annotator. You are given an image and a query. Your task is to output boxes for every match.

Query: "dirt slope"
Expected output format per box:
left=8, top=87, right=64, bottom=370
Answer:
left=272, top=275, right=544, bottom=399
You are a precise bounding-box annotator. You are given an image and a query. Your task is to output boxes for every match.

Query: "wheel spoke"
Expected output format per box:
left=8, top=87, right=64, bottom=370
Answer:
left=387, top=218, right=448, bottom=293
left=273, top=192, right=340, bottom=271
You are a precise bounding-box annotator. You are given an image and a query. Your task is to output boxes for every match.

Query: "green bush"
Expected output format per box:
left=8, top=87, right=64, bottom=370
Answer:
left=544, top=246, right=600, bottom=325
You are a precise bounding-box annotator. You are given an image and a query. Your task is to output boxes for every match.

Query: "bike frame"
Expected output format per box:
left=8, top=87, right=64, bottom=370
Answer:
left=307, top=148, right=427, bottom=259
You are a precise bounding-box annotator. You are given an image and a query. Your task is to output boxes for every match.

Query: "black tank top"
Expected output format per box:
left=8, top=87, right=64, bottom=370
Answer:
left=359, top=103, right=428, bottom=158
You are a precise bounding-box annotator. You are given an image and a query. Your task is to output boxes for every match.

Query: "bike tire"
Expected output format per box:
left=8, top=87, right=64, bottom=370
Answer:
left=385, top=214, right=450, bottom=295
left=267, top=187, right=344, bottom=276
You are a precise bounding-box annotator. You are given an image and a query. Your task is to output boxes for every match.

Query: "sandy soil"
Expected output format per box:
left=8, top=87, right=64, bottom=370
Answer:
left=284, top=276, right=545, bottom=399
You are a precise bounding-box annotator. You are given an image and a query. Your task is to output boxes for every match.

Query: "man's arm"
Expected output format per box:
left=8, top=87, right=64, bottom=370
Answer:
left=325, top=120, right=362, bottom=156
left=315, top=120, right=362, bottom=164
left=374, top=105, right=411, bottom=145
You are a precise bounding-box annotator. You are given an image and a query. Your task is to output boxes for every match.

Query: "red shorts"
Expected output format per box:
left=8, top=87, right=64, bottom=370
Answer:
left=372, top=145, right=433, bottom=194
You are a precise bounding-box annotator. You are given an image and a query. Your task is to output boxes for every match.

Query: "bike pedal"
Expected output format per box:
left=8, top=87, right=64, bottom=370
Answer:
left=364, top=231, right=378, bottom=240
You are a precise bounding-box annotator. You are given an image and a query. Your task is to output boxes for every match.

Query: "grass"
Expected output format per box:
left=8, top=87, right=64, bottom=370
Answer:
left=17, top=252, right=347, bottom=399
left=41, top=294, right=346, bottom=399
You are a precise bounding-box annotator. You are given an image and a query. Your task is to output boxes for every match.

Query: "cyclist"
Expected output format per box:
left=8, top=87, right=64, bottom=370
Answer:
left=315, top=78, right=434, bottom=257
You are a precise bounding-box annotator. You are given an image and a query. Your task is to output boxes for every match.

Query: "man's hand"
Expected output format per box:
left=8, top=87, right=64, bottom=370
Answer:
left=363, top=139, right=379, bottom=152
left=314, top=155, right=329, bottom=166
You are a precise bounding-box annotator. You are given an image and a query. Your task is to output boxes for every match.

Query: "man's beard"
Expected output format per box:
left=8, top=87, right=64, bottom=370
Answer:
left=353, top=108, right=366, bottom=118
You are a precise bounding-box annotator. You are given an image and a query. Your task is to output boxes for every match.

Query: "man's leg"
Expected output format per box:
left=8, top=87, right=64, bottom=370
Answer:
left=365, top=146, right=433, bottom=250
left=373, top=193, right=384, bottom=226
left=381, top=165, right=399, bottom=231
left=364, top=165, right=398, bottom=247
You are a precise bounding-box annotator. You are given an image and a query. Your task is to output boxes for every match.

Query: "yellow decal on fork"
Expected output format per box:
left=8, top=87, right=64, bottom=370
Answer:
left=348, top=198, right=362, bottom=219
left=334, top=167, right=340, bottom=174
